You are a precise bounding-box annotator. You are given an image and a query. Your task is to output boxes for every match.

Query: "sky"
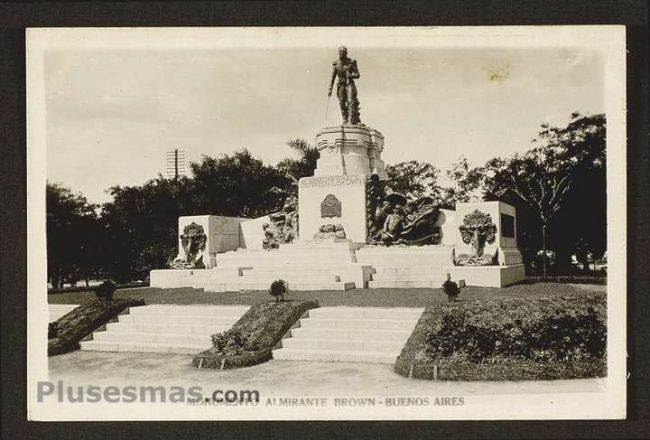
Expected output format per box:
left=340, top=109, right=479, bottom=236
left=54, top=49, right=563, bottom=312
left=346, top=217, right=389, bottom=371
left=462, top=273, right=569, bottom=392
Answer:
left=45, top=45, right=604, bottom=204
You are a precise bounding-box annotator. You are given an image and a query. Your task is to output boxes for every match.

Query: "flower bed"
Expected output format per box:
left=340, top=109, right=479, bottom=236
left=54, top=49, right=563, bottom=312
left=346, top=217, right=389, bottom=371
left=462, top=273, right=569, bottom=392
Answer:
left=48, top=298, right=145, bottom=356
left=395, top=295, right=606, bottom=381
left=192, top=300, right=319, bottom=370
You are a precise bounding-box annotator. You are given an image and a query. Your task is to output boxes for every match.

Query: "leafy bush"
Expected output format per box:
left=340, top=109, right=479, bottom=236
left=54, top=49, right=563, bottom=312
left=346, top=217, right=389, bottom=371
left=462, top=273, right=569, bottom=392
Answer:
left=193, top=300, right=318, bottom=369
left=442, top=279, right=460, bottom=301
left=424, top=296, right=606, bottom=364
left=269, top=279, right=288, bottom=302
left=95, top=280, right=116, bottom=301
left=211, top=328, right=259, bottom=355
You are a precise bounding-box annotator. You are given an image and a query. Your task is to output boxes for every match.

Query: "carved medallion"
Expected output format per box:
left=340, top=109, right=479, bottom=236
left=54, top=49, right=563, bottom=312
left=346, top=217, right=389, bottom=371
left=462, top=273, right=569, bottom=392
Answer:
left=170, top=222, right=207, bottom=269
left=321, top=194, right=342, bottom=218
left=455, top=210, right=498, bottom=266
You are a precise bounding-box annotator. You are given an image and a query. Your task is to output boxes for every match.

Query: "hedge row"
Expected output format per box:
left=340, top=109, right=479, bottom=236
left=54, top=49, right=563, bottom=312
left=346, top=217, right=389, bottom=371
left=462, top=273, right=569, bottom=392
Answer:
left=192, top=300, right=318, bottom=370
left=395, top=295, right=606, bottom=381
left=48, top=298, right=145, bottom=356
left=48, top=281, right=149, bottom=295
left=526, top=276, right=607, bottom=285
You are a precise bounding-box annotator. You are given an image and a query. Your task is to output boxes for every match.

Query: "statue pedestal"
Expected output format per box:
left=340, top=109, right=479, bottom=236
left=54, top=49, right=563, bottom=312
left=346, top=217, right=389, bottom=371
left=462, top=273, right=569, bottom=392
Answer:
left=314, top=124, right=388, bottom=180
left=298, top=175, right=368, bottom=244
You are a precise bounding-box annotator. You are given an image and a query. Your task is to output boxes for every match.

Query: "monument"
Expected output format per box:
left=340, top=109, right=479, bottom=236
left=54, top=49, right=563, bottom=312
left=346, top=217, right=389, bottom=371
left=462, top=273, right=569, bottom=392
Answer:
left=150, top=47, right=526, bottom=290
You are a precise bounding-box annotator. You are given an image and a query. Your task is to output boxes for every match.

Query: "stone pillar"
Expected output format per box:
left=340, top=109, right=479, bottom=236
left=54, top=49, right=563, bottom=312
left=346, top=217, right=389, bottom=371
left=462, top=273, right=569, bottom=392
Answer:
left=314, top=124, right=388, bottom=179
left=299, top=124, right=389, bottom=244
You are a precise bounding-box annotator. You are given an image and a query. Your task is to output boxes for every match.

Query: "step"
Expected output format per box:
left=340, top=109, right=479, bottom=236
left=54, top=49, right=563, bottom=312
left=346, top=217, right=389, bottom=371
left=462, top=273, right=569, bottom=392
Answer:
left=358, top=257, right=453, bottom=267
left=80, top=340, right=206, bottom=355
left=369, top=280, right=446, bottom=288
left=280, top=337, right=404, bottom=352
left=297, top=317, right=418, bottom=330
left=216, top=257, right=357, bottom=267
left=371, top=272, right=446, bottom=282
left=373, top=265, right=448, bottom=274
left=105, top=321, right=230, bottom=335
left=272, top=348, right=397, bottom=364
left=92, top=330, right=211, bottom=346
left=117, top=314, right=240, bottom=326
left=204, top=281, right=355, bottom=292
left=288, top=327, right=412, bottom=341
left=127, top=305, right=249, bottom=317
left=240, top=273, right=340, bottom=283
left=307, top=307, right=423, bottom=320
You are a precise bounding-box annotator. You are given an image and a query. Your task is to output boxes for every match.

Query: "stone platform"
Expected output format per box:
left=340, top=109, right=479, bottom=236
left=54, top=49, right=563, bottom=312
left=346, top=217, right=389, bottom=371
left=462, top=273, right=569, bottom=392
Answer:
left=151, top=239, right=372, bottom=292
left=357, top=245, right=454, bottom=289
left=152, top=242, right=464, bottom=292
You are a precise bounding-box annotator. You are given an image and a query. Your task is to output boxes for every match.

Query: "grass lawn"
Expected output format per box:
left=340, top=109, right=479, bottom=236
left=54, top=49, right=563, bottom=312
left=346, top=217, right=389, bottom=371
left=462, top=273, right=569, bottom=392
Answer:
left=47, top=282, right=604, bottom=307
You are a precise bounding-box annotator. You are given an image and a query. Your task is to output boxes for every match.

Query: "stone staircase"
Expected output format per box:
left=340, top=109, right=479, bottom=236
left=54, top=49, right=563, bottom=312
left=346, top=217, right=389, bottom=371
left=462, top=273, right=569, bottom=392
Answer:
left=49, top=304, right=78, bottom=321
left=273, top=306, right=422, bottom=364
left=200, top=239, right=370, bottom=292
left=356, top=245, right=454, bottom=288
left=150, top=242, right=460, bottom=292
left=80, top=304, right=249, bottom=354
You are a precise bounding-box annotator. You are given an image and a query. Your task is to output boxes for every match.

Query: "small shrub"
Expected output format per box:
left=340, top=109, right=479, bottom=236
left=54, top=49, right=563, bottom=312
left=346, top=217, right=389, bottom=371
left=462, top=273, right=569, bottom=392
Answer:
left=95, top=280, right=116, bottom=301
left=211, top=328, right=259, bottom=355
left=269, top=279, right=288, bottom=302
left=442, top=278, right=460, bottom=302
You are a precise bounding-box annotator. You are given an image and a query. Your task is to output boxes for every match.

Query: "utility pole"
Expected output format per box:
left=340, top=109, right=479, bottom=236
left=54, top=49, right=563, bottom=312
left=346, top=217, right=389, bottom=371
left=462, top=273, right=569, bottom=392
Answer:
left=166, top=149, right=186, bottom=180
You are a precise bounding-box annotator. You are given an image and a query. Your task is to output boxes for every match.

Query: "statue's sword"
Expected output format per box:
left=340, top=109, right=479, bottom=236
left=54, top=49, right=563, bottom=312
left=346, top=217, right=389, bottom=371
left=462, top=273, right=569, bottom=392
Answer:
left=325, top=93, right=331, bottom=123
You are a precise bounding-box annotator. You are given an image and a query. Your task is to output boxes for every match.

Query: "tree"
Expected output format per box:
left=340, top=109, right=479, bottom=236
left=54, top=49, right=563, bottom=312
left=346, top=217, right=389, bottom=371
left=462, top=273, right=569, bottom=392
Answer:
left=46, top=183, right=100, bottom=288
left=483, top=113, right=606, bottom=276
left=276, top=138, right=320, bottom=182
left=190, top=149, right=289, bottom=218
left=101, top=176, right=194, bottom=281
left=385, top=160, right=442, bottom=201
left=441, top=156, right=485, bottom=208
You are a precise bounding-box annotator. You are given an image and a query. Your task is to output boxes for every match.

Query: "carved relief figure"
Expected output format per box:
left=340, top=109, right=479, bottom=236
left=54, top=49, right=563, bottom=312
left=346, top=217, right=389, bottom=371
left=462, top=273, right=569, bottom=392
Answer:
left=262, top=223, right=280, bottom=250
left=264, top=195, right=299, bottom=249
left=170, top=222, right=207, bottom=269
left=313, top=224, right=346, bottom=240
left=454, top=210, right=499, bottom=266
left=366, top=174, right=441, bottom=246
left=328, top=46, right=361, bottom=125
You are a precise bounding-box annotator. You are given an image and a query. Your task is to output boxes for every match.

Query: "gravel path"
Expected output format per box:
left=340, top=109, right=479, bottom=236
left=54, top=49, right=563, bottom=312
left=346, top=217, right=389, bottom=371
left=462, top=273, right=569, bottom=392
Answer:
left=49, top=351, right=605, bottom=397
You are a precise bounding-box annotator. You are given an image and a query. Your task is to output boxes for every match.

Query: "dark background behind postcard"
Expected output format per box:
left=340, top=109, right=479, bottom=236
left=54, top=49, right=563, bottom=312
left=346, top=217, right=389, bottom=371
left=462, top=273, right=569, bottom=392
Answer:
left=1, top=1, right=648, bottom=439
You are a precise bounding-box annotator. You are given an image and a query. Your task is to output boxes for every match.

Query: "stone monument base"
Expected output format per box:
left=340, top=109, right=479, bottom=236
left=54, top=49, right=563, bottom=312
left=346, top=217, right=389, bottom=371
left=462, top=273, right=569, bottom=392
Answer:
left=444, top=264, right=526, bottom=288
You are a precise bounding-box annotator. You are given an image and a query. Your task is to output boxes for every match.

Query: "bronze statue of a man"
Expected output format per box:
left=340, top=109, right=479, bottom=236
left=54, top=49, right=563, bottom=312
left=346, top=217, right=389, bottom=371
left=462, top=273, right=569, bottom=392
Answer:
left=328, top=46, right=361, bottom=125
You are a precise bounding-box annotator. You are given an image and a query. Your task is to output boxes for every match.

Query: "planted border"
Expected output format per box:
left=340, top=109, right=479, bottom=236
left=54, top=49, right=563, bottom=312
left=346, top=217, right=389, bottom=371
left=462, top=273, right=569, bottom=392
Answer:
left=192, top=300, right=318, bottom=370
left=48, top=298, right=145, bottom=356
left=395, top=295, right=606, bottom=381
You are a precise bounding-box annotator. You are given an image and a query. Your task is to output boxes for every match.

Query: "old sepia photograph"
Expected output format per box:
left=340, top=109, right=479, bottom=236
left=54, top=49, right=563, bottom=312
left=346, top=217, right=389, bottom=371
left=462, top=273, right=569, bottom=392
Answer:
left=27, top=26, right=626, bottom=420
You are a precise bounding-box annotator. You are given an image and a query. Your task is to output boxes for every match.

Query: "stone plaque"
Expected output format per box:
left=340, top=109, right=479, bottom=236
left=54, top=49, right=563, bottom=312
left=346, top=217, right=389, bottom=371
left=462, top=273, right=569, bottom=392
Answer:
left=321, top=194, right=342, bottom=218
left=501, top=213, right=515, bottom=238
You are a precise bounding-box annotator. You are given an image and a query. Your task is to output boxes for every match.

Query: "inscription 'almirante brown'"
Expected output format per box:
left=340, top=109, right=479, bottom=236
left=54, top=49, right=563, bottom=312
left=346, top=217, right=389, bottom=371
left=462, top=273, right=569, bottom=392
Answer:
left=300, top=175, right=366, bottom=188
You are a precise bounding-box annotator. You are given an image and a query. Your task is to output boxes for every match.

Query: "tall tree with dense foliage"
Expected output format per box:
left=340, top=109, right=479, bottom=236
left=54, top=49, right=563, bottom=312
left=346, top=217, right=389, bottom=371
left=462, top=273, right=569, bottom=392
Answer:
left=190, top=149, right=290, bottom=218
left=441, top=156, right=485, bottom=207
left=385, top=160, right=442, bottom=201
left=101, top=176, right=195, bottom=281
left=276, top=138, right=320, bottom=182
left=46, top=183, right=100, bottom=288
left=483, top=113, right=606, bottom=275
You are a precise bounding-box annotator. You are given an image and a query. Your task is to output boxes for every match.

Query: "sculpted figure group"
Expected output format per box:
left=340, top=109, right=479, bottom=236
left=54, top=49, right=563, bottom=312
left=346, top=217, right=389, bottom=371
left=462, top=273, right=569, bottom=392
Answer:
left=263, top=196, right=299, bottom=250
left=366, top=174, right=442, bottom=246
